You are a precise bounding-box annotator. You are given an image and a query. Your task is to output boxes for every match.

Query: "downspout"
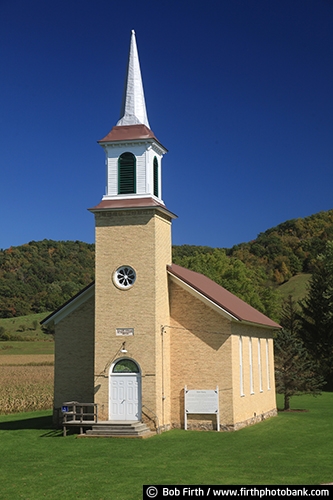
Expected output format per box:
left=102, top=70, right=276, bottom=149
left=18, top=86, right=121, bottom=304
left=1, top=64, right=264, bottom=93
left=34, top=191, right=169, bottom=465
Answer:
left=161, top=325, right=166, bottom=429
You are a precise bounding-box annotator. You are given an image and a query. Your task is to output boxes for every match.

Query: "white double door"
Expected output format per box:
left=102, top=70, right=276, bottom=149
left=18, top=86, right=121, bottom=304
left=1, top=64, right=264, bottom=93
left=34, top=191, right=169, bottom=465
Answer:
left=109, top=374, right=141, bottom=421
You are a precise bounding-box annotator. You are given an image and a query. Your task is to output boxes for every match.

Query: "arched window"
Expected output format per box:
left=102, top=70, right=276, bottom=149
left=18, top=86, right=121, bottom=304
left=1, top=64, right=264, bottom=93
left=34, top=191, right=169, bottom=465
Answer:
left=112, top=359, right=140, bottom=373
left=118, top=152, right=136, bottom=194
left=153, top=156, right=159, bottom=197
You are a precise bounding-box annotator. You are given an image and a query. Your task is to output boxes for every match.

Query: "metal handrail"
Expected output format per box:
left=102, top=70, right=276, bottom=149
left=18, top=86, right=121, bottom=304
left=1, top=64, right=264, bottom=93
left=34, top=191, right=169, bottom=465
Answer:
left=142, top=405, right=161, bottom=434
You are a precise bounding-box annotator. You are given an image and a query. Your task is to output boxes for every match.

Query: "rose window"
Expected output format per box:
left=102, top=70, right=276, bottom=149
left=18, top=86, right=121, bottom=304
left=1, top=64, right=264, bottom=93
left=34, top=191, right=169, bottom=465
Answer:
left=113, top=266, right=136, bottom=289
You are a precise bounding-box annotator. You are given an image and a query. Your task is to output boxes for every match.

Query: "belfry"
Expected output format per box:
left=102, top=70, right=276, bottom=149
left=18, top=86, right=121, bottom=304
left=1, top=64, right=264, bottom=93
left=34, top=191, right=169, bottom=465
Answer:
left=43, top=31, right=280, bottom=435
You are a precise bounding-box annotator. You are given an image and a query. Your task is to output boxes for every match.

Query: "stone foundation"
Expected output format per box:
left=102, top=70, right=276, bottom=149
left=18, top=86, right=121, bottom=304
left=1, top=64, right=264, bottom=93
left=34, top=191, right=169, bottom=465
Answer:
left=171, top=408, right=277, bottom=432
left=230, top=408, right=277, bottom=431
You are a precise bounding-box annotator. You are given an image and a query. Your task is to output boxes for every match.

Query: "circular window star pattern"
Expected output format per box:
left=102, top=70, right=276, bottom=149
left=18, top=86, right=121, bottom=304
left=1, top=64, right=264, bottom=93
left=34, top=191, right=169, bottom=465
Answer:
left=113, top=266, right=136, bottom=289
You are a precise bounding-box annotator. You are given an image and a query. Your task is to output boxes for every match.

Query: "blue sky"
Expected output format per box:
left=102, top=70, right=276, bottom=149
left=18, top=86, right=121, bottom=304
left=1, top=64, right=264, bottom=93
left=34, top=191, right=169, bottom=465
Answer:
left=1, top=0, right=332, bottom=251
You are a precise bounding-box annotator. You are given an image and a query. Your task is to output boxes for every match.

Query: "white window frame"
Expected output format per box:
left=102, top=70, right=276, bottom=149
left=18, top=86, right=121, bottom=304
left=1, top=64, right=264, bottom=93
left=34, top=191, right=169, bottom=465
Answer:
left=239, top=336, right=244, bottom=396
left=249, top=337, right=254, bottom=394
left=258, top=338, right=263, bottom=392
left=266, top=339, right=271, bottom=390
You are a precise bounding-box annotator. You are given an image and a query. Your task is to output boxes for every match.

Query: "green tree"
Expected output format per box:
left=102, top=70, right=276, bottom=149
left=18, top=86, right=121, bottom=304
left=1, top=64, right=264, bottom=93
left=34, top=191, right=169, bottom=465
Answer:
left=280, top=295, right=301, bottom=335
left=299, top=241, right=333, bottom=390
left=274, top=328, right=325, bottom=410
left=173, top=247, right=281, bottom=320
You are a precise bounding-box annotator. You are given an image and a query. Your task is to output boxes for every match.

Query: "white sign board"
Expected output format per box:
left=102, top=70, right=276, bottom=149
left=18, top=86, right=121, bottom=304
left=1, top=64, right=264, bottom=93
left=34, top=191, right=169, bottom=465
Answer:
left=116, top=328, right=134, bottom=336
left=184, top=386, right=220, bottom=431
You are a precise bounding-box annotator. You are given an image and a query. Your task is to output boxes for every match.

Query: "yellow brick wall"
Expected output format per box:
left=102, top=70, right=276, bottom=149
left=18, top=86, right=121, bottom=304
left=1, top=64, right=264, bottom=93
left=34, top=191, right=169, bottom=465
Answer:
left=53, top=296, right=95, bottom=418
left=230, top=323, right=276, bottom=427
left=94, top=208, right=172, bottom=425
left=168, top=280, right=277, bottom=430
left=169, top=280, right=234, bottom=428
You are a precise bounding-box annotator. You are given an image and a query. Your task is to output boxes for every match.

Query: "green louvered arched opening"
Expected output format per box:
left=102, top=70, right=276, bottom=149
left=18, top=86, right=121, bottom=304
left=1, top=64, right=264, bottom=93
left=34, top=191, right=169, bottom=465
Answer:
left=153, top=156, right=159, bottom=197
left=118, top=152, right=136, bottom=194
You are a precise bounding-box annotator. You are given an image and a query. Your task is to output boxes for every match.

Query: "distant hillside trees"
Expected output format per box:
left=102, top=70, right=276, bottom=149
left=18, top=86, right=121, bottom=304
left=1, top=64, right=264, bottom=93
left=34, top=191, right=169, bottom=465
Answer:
left=227, top=209, right=333, bottom=284
left=0, top=240, right=95, bottom=318
left=172, top=247, right=281, bottom=320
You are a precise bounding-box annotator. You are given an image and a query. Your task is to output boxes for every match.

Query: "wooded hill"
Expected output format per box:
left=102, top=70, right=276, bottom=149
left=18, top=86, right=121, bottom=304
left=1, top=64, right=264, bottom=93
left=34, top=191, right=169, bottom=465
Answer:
left=1, top=209, right=332, bottom=321
left=0, top=240, right=95, bottom=318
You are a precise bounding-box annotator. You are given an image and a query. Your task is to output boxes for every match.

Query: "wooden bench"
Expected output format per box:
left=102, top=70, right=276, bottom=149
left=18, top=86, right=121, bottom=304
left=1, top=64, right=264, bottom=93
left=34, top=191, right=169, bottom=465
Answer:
left=62, top=402, right=98, bottom=436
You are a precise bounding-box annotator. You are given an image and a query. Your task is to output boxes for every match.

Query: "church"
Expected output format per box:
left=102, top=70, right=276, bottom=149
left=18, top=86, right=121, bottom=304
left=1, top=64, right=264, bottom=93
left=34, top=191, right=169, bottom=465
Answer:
left=42, top=31, right=280, bottom=435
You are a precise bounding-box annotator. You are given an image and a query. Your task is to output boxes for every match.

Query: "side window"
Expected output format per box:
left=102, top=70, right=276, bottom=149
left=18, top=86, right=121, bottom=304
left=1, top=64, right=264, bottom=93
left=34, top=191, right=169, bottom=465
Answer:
left=118, top=152, right=136, bottom=194
left=153, top=156, right=159, bottom=197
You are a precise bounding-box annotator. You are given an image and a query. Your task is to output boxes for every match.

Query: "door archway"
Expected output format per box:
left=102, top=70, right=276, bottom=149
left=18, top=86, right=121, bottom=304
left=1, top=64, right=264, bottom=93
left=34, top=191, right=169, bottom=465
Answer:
left=109, top=358, right=141, bottom=421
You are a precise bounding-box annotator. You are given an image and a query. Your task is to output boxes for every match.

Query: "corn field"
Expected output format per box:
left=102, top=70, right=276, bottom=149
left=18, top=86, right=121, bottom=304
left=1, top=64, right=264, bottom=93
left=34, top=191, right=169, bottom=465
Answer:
left=0, top=361, right=53, bottom=414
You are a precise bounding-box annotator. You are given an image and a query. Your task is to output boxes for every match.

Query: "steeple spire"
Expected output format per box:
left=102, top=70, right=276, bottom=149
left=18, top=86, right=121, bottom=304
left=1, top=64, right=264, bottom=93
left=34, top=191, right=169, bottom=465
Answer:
left=117, top=30, right=150, bottom=128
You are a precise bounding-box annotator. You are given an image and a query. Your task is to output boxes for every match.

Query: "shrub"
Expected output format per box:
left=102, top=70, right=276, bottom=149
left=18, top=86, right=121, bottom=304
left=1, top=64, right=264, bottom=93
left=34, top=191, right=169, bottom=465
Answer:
left=0, top=327, right=10, bottom=341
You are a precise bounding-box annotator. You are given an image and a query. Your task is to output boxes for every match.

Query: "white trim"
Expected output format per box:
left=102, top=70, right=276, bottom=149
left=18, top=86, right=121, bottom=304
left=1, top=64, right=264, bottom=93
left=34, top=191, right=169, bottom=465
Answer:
left=258, top=338, right=263, bottom=392
left=102, top=193, right=163, bottom=202
left=239, top=336, right=244, bottom=397
left=266, top=339, right=271, bottom=390
left=249, top=337, right=254, bottom=394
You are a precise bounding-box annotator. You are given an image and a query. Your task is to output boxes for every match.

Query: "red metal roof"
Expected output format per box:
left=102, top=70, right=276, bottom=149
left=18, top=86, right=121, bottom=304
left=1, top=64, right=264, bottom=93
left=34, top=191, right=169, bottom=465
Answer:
left=98, top=124, right=165, bottom=147
left=89, top=197, right=177, bottom=218
left=167, top=264, right=281, bottom=329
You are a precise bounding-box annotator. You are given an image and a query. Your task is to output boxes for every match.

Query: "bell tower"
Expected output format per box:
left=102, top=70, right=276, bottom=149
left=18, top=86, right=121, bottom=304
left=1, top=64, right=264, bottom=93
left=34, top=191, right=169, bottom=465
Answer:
left=90, top=31, right=176, bottom=427
left=99, top=30, right=166, bottom=205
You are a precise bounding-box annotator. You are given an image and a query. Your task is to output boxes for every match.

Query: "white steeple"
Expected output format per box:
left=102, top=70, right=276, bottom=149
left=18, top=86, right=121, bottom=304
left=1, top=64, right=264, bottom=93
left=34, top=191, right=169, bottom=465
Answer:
left=117, top=30, right=150, bottom=128
left=96, top=31, right=172, bottom=211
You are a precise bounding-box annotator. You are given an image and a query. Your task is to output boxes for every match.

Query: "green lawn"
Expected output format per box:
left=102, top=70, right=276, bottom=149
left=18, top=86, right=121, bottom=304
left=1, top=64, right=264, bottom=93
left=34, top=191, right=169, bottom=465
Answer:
left=0, top=312, right=51, bottom=340
left=279, top=273, right=311, bottom=302
left=0, top=341, right=54, bottom=356
left=0, top=394, right=332, bottom=499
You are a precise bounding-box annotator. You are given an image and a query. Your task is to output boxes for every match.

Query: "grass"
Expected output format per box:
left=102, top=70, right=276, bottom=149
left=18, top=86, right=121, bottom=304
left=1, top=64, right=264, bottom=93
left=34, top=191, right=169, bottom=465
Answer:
left=0, top=341, right=54, bottom=356
left=0, top=394, right=332, bottom=499
left=279, top=273, right=311, bottom=302
left=0, top=311, right=52, bottom=340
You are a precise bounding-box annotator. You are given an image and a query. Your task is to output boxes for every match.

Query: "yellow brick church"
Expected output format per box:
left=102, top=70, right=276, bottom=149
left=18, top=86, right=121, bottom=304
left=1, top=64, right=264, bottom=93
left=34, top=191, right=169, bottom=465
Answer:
left=43, top=31, right=280, bottom=435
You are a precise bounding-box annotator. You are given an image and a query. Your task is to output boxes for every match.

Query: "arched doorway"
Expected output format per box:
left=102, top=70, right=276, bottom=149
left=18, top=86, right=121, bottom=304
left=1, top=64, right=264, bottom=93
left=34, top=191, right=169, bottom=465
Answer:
left=109, top=358, right=141, bottom=421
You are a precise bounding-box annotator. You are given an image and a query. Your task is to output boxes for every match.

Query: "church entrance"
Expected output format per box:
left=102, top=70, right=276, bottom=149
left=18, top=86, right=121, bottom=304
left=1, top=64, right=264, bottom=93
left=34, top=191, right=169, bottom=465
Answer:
left=109, top=359, right=141, bottom=421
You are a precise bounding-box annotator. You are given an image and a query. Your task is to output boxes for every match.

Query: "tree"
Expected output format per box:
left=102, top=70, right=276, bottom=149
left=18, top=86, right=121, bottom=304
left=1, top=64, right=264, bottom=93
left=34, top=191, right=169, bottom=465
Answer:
left=173, top=248, right=281, bottom=320
left=299, top=241, right=333, bottom=390
left=280, top=295, right=301, bottom=335
left=274, top=328, right=325, bottom=410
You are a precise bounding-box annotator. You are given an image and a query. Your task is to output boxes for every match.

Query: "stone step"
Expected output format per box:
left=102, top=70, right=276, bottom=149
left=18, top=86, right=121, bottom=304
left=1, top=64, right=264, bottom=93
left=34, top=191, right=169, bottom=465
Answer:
left=87, top=428, right=148, bottom=435
left=86, top=430, right=149, bottom=437
left=92, top=423, right=147, bottom=430
left=83, top=421, right=153, bottom=438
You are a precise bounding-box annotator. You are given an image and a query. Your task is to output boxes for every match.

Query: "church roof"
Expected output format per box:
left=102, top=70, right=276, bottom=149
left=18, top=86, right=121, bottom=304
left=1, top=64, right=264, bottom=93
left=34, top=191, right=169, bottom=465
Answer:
left=98, top=124, right=165, bottom=149
left=116, top=30, right=150, bottom=128
left=89, top=196, right=177, bottom=218
left=167, top=264, right=281, bottom=329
